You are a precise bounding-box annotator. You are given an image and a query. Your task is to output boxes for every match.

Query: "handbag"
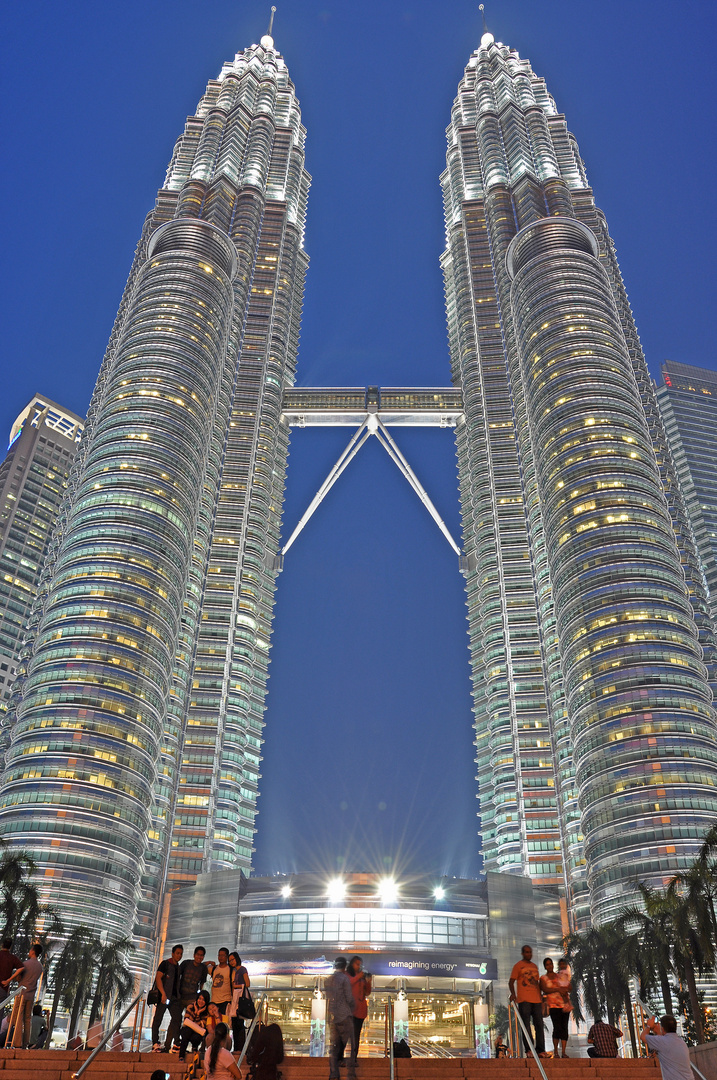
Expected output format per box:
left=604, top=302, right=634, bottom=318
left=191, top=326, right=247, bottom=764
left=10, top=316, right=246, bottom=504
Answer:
left=235, top=985, right=256, bottom=1020
left=147, top=987, right=161, bottom=1006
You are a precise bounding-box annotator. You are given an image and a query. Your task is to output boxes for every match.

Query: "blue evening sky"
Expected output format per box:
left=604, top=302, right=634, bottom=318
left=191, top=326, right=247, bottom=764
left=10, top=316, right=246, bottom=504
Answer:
left=2, top=1, right=716, bottom=883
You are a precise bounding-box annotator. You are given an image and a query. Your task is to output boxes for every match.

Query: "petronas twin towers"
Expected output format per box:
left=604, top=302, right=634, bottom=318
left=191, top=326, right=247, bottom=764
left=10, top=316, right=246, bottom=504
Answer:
left=2, top=21, right=716, bottom=958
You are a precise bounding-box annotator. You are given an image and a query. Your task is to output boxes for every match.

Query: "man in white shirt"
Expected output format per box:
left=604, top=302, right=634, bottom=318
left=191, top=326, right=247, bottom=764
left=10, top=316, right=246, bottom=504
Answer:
left=640, top=1014, right=692, bottom=1080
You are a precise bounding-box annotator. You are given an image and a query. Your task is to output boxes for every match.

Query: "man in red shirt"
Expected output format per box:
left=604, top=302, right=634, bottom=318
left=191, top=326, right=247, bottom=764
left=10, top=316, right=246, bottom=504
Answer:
left=508, top=945, right=546, bottom=1056
left=0, top=940, right=21, bottom=1007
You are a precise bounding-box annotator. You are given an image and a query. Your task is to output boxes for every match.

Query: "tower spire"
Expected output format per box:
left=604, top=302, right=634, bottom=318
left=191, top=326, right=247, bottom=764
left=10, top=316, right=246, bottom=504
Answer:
left=260, top=7, right=276, bottom=49
left=479, top=4, right=494, bottom=46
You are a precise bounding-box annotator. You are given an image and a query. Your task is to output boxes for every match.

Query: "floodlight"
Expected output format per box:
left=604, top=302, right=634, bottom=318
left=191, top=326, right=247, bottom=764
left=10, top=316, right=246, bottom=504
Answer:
left=326, top=878, right=346, bottom=903
left=377, top=878, right=399, bottom=905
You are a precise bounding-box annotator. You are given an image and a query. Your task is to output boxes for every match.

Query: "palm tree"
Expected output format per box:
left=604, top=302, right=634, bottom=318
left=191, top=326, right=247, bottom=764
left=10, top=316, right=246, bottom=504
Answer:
left=46, top=926, right=97, bottom=1042
left=87, top=936, right=135, bottom=1028
left=620, top=883, right=676, bottom=1015
left=0, top=849, right=40, bottom=946
left=666, top=875, right=715, bottom=1045
left=564, top=921, right=640, bottom=1054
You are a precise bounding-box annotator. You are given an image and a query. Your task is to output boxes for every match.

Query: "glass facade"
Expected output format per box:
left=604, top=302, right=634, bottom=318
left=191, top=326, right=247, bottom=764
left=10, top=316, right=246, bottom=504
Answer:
left=0, top=34, right=310, bottom=963
left=442, top=34, right=717, bottom=924
left=240, top=910, right=487, bottom=948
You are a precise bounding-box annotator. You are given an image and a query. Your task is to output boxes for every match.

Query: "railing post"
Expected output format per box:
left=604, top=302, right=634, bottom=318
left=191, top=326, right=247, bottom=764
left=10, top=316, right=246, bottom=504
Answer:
left=130, top=996, right=145, bottom=1052
left=388, top=997, right=395, bottom=1080
left=1, top=988, right=28, bottom=1049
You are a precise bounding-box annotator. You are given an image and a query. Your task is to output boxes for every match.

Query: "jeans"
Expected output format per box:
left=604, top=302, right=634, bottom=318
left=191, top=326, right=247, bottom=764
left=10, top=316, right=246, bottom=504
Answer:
left=151, top=998, right=184, bottom=1049
left=518, top=1000, right=545, bottom=1055
left=329, top=1018, right=356, bottom=1079
left=179, top=1022, right=205, bottom=1059
left=351, top=1017, right=364, bottom=1065
left=232, top=1015, right=246, bottom=1054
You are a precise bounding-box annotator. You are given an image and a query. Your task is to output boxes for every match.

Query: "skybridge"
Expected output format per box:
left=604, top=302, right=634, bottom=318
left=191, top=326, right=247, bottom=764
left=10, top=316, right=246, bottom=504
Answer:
left=279, top=386, right=466, bottom=567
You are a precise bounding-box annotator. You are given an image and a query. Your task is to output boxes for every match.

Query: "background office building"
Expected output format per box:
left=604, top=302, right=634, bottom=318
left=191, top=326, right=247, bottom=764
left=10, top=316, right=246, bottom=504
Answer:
left=656, top=361, right=717, bottom=633
left=0, top=396, right=83, bottom=711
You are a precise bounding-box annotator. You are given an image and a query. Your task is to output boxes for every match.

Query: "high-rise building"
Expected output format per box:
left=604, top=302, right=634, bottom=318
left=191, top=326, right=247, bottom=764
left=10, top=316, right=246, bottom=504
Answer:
left=441, top=29, right=717, bottom=925
left=0, top=396, right=83, bottom=708
left=0, top=27, right=309, bottom=960
left=657, top=361, right=717, bottom=627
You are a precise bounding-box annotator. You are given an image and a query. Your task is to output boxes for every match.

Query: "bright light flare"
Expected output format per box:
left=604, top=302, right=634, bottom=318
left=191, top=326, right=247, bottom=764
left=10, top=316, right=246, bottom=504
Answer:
left=326, top=878, right=346, bottom=903
left=280, top=884, right=292, bottom=898
left=377, top=878, right=399, bottom=905
left=433, top=886, right=445, bottom=900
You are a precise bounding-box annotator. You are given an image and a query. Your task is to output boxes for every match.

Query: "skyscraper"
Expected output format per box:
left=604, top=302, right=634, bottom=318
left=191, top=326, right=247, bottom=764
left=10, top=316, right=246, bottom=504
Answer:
left=657, top=361, right=717, bottom=628
left=441, top=29, right=717, bottom=925
left=0, top=27, right=309, bottom=959
left=0, top=396, right=84, bottom=709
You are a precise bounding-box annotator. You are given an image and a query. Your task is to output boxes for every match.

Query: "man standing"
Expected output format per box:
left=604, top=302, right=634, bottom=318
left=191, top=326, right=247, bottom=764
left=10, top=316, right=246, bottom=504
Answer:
left=211, top=948, right=234, bottom=1021
left=151, top=943, right=184, bottom=1053
left=508, top=945, right=546, bottom=1056
left=641, top=1015, right=692, bottom=1080
left=1, top=943, right=43, bottom=1048
left=325, top=957, right=356, bottom=1080
left=179, top=947, right=209, bottom=1013
left=587, top=1018, right=623, bottom=1057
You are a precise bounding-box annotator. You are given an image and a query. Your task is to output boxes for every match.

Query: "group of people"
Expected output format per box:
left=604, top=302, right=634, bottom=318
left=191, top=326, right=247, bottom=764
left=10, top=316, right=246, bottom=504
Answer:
left=150, top=944, right=251, bottom=1065
left=508, top=945, right=572, bottom=1058
left=506, top=941, right=694, bottom=1080
left=324, top=956, right=372, bottom=1080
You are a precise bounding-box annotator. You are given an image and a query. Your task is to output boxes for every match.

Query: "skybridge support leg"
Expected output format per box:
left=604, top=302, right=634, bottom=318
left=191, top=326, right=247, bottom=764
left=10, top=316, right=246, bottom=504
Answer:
left=372, top=416, right=462, bottom=557
left=281, top=418, right=371, bottom=557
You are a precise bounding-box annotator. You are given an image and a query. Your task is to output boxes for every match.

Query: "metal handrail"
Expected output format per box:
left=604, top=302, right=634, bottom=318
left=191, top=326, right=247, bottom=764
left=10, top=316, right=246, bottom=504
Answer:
left=691, top=1065, right=709, bottom=1080
left=3, top=985, right=32, bottom=1048
left=72, top=990, right=143, bottom=1078
left=236, top=993, right=267, bottom=1070
left=388, top=997, right=395, bottom=1080
left=509, top=1000, right=549, bottom=1080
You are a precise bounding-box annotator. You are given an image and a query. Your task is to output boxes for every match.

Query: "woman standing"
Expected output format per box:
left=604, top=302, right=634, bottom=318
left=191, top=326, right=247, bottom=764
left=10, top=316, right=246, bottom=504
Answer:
left=228, top=952, right=251, bottom=1053
left=539, top=958, right=570, bottom=1058
left=347, top=956, right=371, bottom=1064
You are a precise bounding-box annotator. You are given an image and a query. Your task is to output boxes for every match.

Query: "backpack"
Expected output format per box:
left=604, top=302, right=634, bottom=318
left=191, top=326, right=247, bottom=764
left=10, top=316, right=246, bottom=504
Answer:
left=247, top=1021, right=284, bottom=1080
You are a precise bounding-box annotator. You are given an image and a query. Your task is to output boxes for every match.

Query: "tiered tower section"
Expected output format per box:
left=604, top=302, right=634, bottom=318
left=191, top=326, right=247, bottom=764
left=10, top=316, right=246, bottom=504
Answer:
left=442, top=32, right=717, bottom=923
left=0, top=33, right=309, bottom=954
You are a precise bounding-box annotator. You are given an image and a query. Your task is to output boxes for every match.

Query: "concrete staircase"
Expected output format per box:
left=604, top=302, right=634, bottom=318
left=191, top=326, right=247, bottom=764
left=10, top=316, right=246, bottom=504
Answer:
left=0, top=1050, right=661, bottom=1080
